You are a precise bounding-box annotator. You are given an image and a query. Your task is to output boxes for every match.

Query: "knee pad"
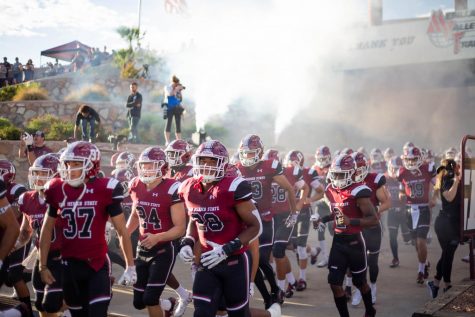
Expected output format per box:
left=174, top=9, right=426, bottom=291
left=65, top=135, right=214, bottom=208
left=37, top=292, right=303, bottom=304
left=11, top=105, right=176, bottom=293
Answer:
left=143, top=289, right=161, bottom=307
left=352, top=274, right=366, bottom=288
left=297, top=246, right=308, bottom=260
left=272, top=243, right=287, bottom=259
left=43, top=294, right=63, bottom=313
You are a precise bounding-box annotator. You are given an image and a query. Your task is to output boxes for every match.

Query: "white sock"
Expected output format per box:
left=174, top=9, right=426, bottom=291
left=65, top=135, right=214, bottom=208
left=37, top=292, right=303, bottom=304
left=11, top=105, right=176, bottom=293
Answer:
left=310, top=247, right=317, bottom=256
left=418, top=262, right=425, bottom=273
left=160, top=298, right=172, bottom=311
left=299, top=269, right=306, bottom=281
left=277, top=279, right=286, bottom=290
left=286, top=272, right=296, bottom=285
left=345, top=276, right=353, bottom=287
left=319, top=240, right=327, bottom=257
left=175, top=285, right=190, bottom=299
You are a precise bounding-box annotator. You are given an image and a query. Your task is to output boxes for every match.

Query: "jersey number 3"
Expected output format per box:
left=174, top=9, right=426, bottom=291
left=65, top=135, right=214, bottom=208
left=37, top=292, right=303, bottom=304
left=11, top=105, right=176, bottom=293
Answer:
left=62, top=207, right=95, bottom=239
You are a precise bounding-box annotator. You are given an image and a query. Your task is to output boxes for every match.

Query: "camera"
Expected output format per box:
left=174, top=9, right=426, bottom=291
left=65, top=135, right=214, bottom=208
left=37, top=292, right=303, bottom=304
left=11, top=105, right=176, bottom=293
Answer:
left=445, top=160, right=457, bottom=179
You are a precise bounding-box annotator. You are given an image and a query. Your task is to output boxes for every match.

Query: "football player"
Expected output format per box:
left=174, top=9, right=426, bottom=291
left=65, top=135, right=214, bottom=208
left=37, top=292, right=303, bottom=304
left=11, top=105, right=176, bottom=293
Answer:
left=178, top=140, right=262, bottom=317
left=312, top=145, right=333, bottom=268
left=351, top=152, right=391, bottom=305
left=236, top=134, right=298, bottom=308
left=16, top=154, right=63, bottom=317
left=383, top=147, right=395, bottom=163
left=165, top=140, right=194, bottom=182
left=369, top=148, right=387, bottom=174
left=0, top=160, right=30, bottom=313
left=386, top=156, right=411, bottom=268
left=398, top=146, right=437, bottom=284
left=314, top=154, right=378, bottom=317
left=126, top=146, right=186, bottom=317
left=271, top=150, right=309, bottom=298
left=39, top=141, right=136, bottom=317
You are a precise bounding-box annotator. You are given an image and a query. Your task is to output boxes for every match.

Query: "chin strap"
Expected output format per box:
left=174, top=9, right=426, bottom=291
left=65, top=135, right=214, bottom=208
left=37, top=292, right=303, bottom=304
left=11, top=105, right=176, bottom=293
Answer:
left=60, top=182, right=87, bottom=213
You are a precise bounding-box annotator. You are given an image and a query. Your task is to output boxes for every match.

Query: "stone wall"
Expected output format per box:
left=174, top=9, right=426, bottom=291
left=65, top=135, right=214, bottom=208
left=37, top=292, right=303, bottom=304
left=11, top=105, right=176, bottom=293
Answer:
left=0, top=100, right=164, bottom=131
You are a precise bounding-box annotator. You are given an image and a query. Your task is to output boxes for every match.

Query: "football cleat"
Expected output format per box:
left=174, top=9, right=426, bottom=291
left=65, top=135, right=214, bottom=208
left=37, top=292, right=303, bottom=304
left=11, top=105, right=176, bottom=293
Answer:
left=389, top=258, right=399, bottom=268
left=174, top=291, right=192, bottom=317
left=351, top=288, right=362, bottom=306
left=285, top=282, right=296, bottom=298
left=310, top=247, right=321, bottom=265
left=296, top=279, right=307, bottom=291
left=317, top=258, right=328, bottom=268
left=165, top=297, right=177, bottom=317
left=417, top=272, right=425, bottom=284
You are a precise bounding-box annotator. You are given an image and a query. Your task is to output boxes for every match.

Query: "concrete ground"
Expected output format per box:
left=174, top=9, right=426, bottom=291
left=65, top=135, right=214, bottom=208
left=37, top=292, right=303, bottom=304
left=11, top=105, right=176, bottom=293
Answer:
left=1, top=226, right=472, bottom=317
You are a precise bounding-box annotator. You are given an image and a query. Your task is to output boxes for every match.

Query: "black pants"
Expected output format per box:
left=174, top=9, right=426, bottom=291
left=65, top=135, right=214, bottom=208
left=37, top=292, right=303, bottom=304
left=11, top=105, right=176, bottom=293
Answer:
left=165, top=107, right=182, bottom=133
left=128, top=116, right=140, bottom=143
left=434, top=214, right=459, bottom=283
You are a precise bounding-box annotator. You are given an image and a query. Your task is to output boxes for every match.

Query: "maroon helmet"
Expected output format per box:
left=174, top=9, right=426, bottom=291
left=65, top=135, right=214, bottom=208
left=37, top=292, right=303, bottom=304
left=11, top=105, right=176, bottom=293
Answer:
left=165, top=140, right=193, bottom=167
left=263, top=149, right=280, bottom=162
left=402, top=146, right=423, bottom=170
left=351, top=152, right=369, bottom=182
left=403, top=141, right=415, bottom=152
left=284, top=150, right=305, bottom=167
left=137, top=147, right=168, bottom=184
left=387, top=156, right=402, bottom=177
left=328, top=154, right=355, bottom=189
left=0, top=160, right=16, bottom=184
left=59, top=141, right=101, bottom=187
left=315, top=145, right=331, bottom=168
left=29, top=154, right=60, bottom=190
left=341, top=147, right=354, bottom=155
left=383, top=147, right=395, bottom=162
left=116, top=151, right=137, bottom=170
left=238, top=134, right=264, bottom=167
left=370, top=148, right=384, bottom=164
left=193, top=140, right=229, bottom=183
left=444, top=147, right=457, bottom=160
left=111, top=168, right=135, bottom=196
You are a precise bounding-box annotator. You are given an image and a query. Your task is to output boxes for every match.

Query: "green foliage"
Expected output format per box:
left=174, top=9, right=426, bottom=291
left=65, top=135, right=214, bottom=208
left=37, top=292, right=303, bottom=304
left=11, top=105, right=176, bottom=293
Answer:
left=0, top=118, right=21, bottom=140
left=116, top=26, right=144, bottom=50
left=26, top=114, right=73, bottom=140
left=0, top=82, right=47, bottom=102
left=65, top=84, right=110, bottom=102
left=138, top=113, right=165, bottom=144
left=26, top=114, right=59, bottom=134
left=121, top=62, right=141, bottom=80
left=0, top=85, right=18, bottom=101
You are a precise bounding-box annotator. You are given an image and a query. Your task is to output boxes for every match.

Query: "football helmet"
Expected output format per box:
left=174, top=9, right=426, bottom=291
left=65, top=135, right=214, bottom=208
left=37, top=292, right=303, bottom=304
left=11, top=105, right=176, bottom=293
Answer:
left=263, top=149, right=280, bottom=162
left=192, top=140, right=229, bottom=183
left=341, top=147, right=353, bottom=155
left=387, top=156, right=402, bottom=178
left=444, top=147, right=457, bottom=160
left=59, top=141, right=101, bottom=187
left=0, top=160, right=16, bottom=184
left=328, top=154, right=355, bottom=189
left=165, top=140, right=193, bottom=167
left=403, top=141, right=415, bottom=152
left=357, top=147, right=369, bottom=159
left=111, top=168, right=135, bottom=196
left=29, top=154, right=60, bottom=190
left=229, top=152, right=240, bottom=165
left=383, top=147, right=395, bottom=162
left=370, top=148, right=384, bottom=164
left=315, top=145, right=331, bottom=168
left=238, top=134, right=264, bottom=167
left=402, top=146, right=423, bottom=170
left=137, top=147, right=168, bottom=184
left=351, top=152, right=369, bottom=183
left=284, top=150, right=305, bottom=167
left=116, top=151, right=137, bottom=170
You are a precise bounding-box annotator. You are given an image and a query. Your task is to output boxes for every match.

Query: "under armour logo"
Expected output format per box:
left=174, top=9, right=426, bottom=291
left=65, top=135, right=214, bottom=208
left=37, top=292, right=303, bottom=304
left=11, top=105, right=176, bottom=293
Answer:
left=257, top=169, right=263, bottom=173
left=86, top=188, right=94, bottom=194
left=152, top=193, right=158, bottom=197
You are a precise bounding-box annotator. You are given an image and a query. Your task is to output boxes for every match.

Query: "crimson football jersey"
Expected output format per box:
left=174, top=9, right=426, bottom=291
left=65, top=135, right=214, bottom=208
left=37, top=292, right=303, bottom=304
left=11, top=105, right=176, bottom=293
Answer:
left=385, top=176, right=404, bottom=209
left=397, top=163, right=436, bottom=205
left=129, top=177, right=182, bottom=243
left=363, top=173, right=386, bottom=207
left=178, top=175, right=253, bottom=254
left=18, top=191, right=62, bottom=250
left=370, top=162, right=387, bottom=174
left=168, top=164, right=193, bottom=182
left=302, top=167, right=321, bottom=206
left=44, top=177, right=124, bottom=271
left=237, top=159, right=283, bottom=221
left=272, top=166, right=303, bottom=214
left=324, top=183, right=372, bottom=234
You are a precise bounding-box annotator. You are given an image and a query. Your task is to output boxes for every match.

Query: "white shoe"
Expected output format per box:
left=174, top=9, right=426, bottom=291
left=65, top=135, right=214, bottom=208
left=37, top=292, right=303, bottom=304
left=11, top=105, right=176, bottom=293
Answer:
left=267, top=302, right=281, bottom=317
left=352, top=289, right=362, bottom=306
left=317, top=258, right=328, bottom=268
left=370, top=283, right=377, bottom=304
left=174, top=291, right=192, bottom=317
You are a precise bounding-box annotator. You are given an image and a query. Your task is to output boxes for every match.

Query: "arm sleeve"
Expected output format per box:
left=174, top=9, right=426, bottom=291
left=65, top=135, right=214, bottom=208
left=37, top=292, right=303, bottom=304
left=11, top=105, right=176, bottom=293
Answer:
left=111, top=182, right=125, bottom=203
left=106, top=201, right=123, bottom=217
left=136, top=93, right=143, bottom=106
left=353, top=185, right=372, bottom=199
left=48, top=204, right=58, bottom=218
left=234, top=180, right=253, bottom=201
left=376, top=174, right=386, bottom=188
left=13, top=185, right=27, bottom=201
left=273, top=161, right=284, bottom=176
left=170, top=182, right=183, bottom=205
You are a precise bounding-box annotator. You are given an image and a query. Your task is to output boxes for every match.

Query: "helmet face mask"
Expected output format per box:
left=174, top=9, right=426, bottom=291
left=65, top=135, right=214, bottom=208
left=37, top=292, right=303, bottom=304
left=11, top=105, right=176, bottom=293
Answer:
left=315, top=145, right=331, bottom=168
left=239, top=148, right=261, bottom=167
left=165, top=140, right=193, bottom=167
left=351, top=152, right=369, bottom=183
left=28, top=154, right=59, bottom=190
left=284, top=150, right=304, bottom=168
left=138, top=161, right=165, bottom=184
left=59, top=159, right=90, bottom=187
left=328, top=154, right=355, bottom=189
left=192, top=140, right=229, bottom=183
left=402, top=147, right=423, bottom=171
left=238, top=134, right=264, bottom=167
left=166, top=149, right=185, bottom=167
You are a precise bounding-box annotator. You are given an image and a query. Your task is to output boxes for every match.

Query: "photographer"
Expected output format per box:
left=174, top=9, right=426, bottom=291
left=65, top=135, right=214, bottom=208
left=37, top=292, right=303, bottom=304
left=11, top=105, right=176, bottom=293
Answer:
left=74, top=104, right=101, bottom=142
left=163, top=75, right=185, bottom=145
left=427, top=159, right=461, bottom=298
left=18, top=130, right=53, bottom=166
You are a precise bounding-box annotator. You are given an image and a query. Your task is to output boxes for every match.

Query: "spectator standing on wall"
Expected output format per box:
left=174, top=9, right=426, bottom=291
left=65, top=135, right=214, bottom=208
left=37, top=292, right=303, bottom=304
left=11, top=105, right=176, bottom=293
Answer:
left=12, top=57, right=23, bottom=84
left=74, top=104, right=101, bottom=142
left=126, top=82, right=142, bottom=144
left=23, top=59, right=34, bottom=81
left=163, top=75, right=185, bottom=145
left=18, top=130, right=53, bottom=165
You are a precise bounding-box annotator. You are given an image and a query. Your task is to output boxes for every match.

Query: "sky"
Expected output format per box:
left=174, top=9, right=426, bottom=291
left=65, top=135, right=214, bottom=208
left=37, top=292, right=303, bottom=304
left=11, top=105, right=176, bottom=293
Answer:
left=0, top=0, right=472, bottom=65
